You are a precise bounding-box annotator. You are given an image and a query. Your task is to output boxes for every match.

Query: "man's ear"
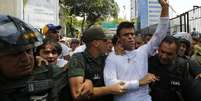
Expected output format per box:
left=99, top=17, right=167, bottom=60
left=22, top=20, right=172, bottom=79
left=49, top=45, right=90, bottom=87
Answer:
left=117, top=38, right=122, bottom=45
left=92, top=40, right=100, bottom=47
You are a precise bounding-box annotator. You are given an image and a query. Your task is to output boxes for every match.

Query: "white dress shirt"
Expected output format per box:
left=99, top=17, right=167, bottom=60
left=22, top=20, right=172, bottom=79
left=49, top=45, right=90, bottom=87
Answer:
left=104, top=17, right=169, bottom=101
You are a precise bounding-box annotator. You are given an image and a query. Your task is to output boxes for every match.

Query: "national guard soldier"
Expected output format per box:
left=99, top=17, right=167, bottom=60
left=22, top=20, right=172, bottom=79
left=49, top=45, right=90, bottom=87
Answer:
left=0, top=15, right=67, bottom=101
left=148, top=36, right=201, bottom=101
left=67, top=26, right=126, bottom=101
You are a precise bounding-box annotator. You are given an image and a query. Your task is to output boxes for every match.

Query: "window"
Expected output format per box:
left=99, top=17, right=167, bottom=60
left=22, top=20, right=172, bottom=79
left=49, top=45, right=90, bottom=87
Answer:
left=149, top=1, right=159, bottom=4
left=149, top=10, right=161, bottom=13
left=149, top=6, right=161, bottom=9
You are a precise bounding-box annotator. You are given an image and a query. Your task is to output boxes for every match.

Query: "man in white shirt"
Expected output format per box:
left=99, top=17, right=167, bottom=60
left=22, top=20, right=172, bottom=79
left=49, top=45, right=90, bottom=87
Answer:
left=104, top=0, right=169, bottom=101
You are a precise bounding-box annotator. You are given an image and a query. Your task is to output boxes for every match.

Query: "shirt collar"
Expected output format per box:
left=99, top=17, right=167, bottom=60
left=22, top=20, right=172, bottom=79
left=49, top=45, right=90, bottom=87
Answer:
left=83, top=49, right=103, bottom=62
left=125, top=49, right=136, bottom=55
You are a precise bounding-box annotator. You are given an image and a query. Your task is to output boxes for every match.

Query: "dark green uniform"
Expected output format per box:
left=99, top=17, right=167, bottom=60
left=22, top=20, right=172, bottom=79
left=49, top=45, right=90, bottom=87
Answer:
left=0, top=64, right=68, bottom=101
left=68, top=50, right=113, bottom=101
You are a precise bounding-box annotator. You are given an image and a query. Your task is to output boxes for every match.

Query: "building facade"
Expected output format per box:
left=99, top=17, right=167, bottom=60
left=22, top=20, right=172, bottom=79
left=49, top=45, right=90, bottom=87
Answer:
left=131, top=0, right=161, bottom=30
left=0, top=0, right=60, bottom=29
left=130, top=0, right=138, bottom=20
left=0, top=0, right=23, bottom=19
left=24, top=0, right=60, bottom=29
left=148, top=0, right=161, bottom=26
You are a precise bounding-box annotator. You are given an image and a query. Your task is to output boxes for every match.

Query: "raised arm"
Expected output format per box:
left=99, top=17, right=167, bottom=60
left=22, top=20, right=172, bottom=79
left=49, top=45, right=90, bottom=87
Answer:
left=146, top=0, right=169, bottom=56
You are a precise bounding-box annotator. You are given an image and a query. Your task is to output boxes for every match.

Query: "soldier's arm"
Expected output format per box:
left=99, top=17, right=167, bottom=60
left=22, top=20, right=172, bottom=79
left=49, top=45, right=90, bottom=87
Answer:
left=69, top=77, right=94, bottom=100
left=68, top=53, right=94, bottom=100
left=69, top=76, right=84, bottom=100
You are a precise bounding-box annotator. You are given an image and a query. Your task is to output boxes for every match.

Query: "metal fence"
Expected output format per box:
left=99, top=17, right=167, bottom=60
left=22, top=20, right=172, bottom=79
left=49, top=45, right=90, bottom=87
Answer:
left=170, top=6, right=201, bottom=34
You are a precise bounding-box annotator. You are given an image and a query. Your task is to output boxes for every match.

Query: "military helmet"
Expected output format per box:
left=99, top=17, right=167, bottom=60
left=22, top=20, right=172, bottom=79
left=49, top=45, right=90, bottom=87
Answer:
left=0, top=15, right=43, bottom=56
left=173, top=32, right=192, bottom=48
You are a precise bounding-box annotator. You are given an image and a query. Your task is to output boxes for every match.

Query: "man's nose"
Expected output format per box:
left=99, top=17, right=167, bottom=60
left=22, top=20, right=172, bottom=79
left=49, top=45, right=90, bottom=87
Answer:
left=161, top=53, right=168, bottom=58
left=128, top=34, right=134, bottom=39
left=48, top=53, right=54, bottom=57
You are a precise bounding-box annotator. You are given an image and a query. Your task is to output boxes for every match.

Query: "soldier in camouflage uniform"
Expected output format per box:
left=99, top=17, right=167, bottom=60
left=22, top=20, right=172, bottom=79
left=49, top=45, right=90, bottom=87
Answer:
left=67, top=26, right=127, bottom=101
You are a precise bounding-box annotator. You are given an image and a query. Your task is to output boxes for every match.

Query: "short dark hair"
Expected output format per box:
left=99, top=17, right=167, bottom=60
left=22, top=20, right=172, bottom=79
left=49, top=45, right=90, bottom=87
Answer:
left=160, top=36, right=179, bottom=51
left=36, top=39, right=62, bottom=56
left=112, top=35, right=118, bottom=45
left=117, top=21, right=135, bottom=36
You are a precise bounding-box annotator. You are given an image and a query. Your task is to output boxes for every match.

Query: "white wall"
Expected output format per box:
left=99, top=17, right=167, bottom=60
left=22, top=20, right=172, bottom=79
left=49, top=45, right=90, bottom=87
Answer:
left=0, top=0, right=23, bottom=19
left=24, top=0, right=60, bottom=28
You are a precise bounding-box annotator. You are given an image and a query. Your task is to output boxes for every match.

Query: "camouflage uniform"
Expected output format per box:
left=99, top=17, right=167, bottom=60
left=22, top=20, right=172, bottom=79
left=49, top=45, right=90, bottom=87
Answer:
left=68, top=50, right=113, bottom=101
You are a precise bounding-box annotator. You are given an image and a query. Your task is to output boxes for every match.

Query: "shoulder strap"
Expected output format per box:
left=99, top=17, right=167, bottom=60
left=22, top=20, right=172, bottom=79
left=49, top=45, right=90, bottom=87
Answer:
left=184, top=59, right=192, bottom=80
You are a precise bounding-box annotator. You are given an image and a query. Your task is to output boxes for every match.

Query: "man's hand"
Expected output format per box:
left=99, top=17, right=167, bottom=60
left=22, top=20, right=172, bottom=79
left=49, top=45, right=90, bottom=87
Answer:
left=159, top=0, right=168, bottom=7
left=35, top=56, right=48, bottom=67
left=159, top=0, right=169, bottom=17
left=108, top=81, right=127, bottom=95
left=139, top=73, right=159, bottom=86
left=79, top=79, right=94, bottom=97
left=195, top=73, right=201, bottom=79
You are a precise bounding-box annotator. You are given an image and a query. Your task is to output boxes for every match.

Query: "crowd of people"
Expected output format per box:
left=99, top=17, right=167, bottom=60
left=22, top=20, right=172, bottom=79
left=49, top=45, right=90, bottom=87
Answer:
left=1, top=0, right=201, bottom=101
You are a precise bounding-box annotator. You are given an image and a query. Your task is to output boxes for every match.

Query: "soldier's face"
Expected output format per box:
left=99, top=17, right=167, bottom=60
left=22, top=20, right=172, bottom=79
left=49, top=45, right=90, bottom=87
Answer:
left=177, top=43, right=187, bottom=57
left=96, top=39, right=108, bottom=55
left=0, top=49, right=34, bottom=78
left=158, top=42, right=177, bottom=64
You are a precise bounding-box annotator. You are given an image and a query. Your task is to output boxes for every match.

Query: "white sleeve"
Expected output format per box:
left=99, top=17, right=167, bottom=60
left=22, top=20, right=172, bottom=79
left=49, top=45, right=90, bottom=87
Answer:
left=60, top=43, right=71, bottom=56
left=104, top=55, right=139, bottom=91
left=146, top=17, right=169, bottom=56
left=104, top=56, right=122, bottom=86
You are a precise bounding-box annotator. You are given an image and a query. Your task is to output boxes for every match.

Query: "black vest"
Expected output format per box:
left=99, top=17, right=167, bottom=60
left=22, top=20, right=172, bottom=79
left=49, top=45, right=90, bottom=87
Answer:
left=148, top=55, right=190, bottom=101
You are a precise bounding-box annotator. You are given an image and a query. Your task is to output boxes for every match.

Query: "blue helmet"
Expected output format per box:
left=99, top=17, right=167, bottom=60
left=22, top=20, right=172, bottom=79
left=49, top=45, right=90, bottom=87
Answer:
left=0, top=15, right=43, bottom=56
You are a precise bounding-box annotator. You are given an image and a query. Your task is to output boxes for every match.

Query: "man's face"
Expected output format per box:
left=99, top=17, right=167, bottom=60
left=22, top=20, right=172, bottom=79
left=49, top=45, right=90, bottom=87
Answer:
left=0, top=49, right=34, bottom=78
left=118, top=28, right=135, bottom=51
left=144, top=35, right=152, bottom=43
left=106, top=39, right=113, bottom=53
left=177, top=43, right=187, bottom=57
left=39, top=44, right=59, bottom=64
left=135, top=37, right=144, bottom=49
left=46, top=31, right=59, bottom=41
left=70, top=43, right=80, bottom=51
left=158, top=42, right=177, bottom=64
left=95, top=39, right=108, bottom=55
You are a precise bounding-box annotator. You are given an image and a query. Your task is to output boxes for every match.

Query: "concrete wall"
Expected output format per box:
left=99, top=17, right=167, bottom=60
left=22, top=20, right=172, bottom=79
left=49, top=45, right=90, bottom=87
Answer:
left=0, top=0, right=23, bottom=19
